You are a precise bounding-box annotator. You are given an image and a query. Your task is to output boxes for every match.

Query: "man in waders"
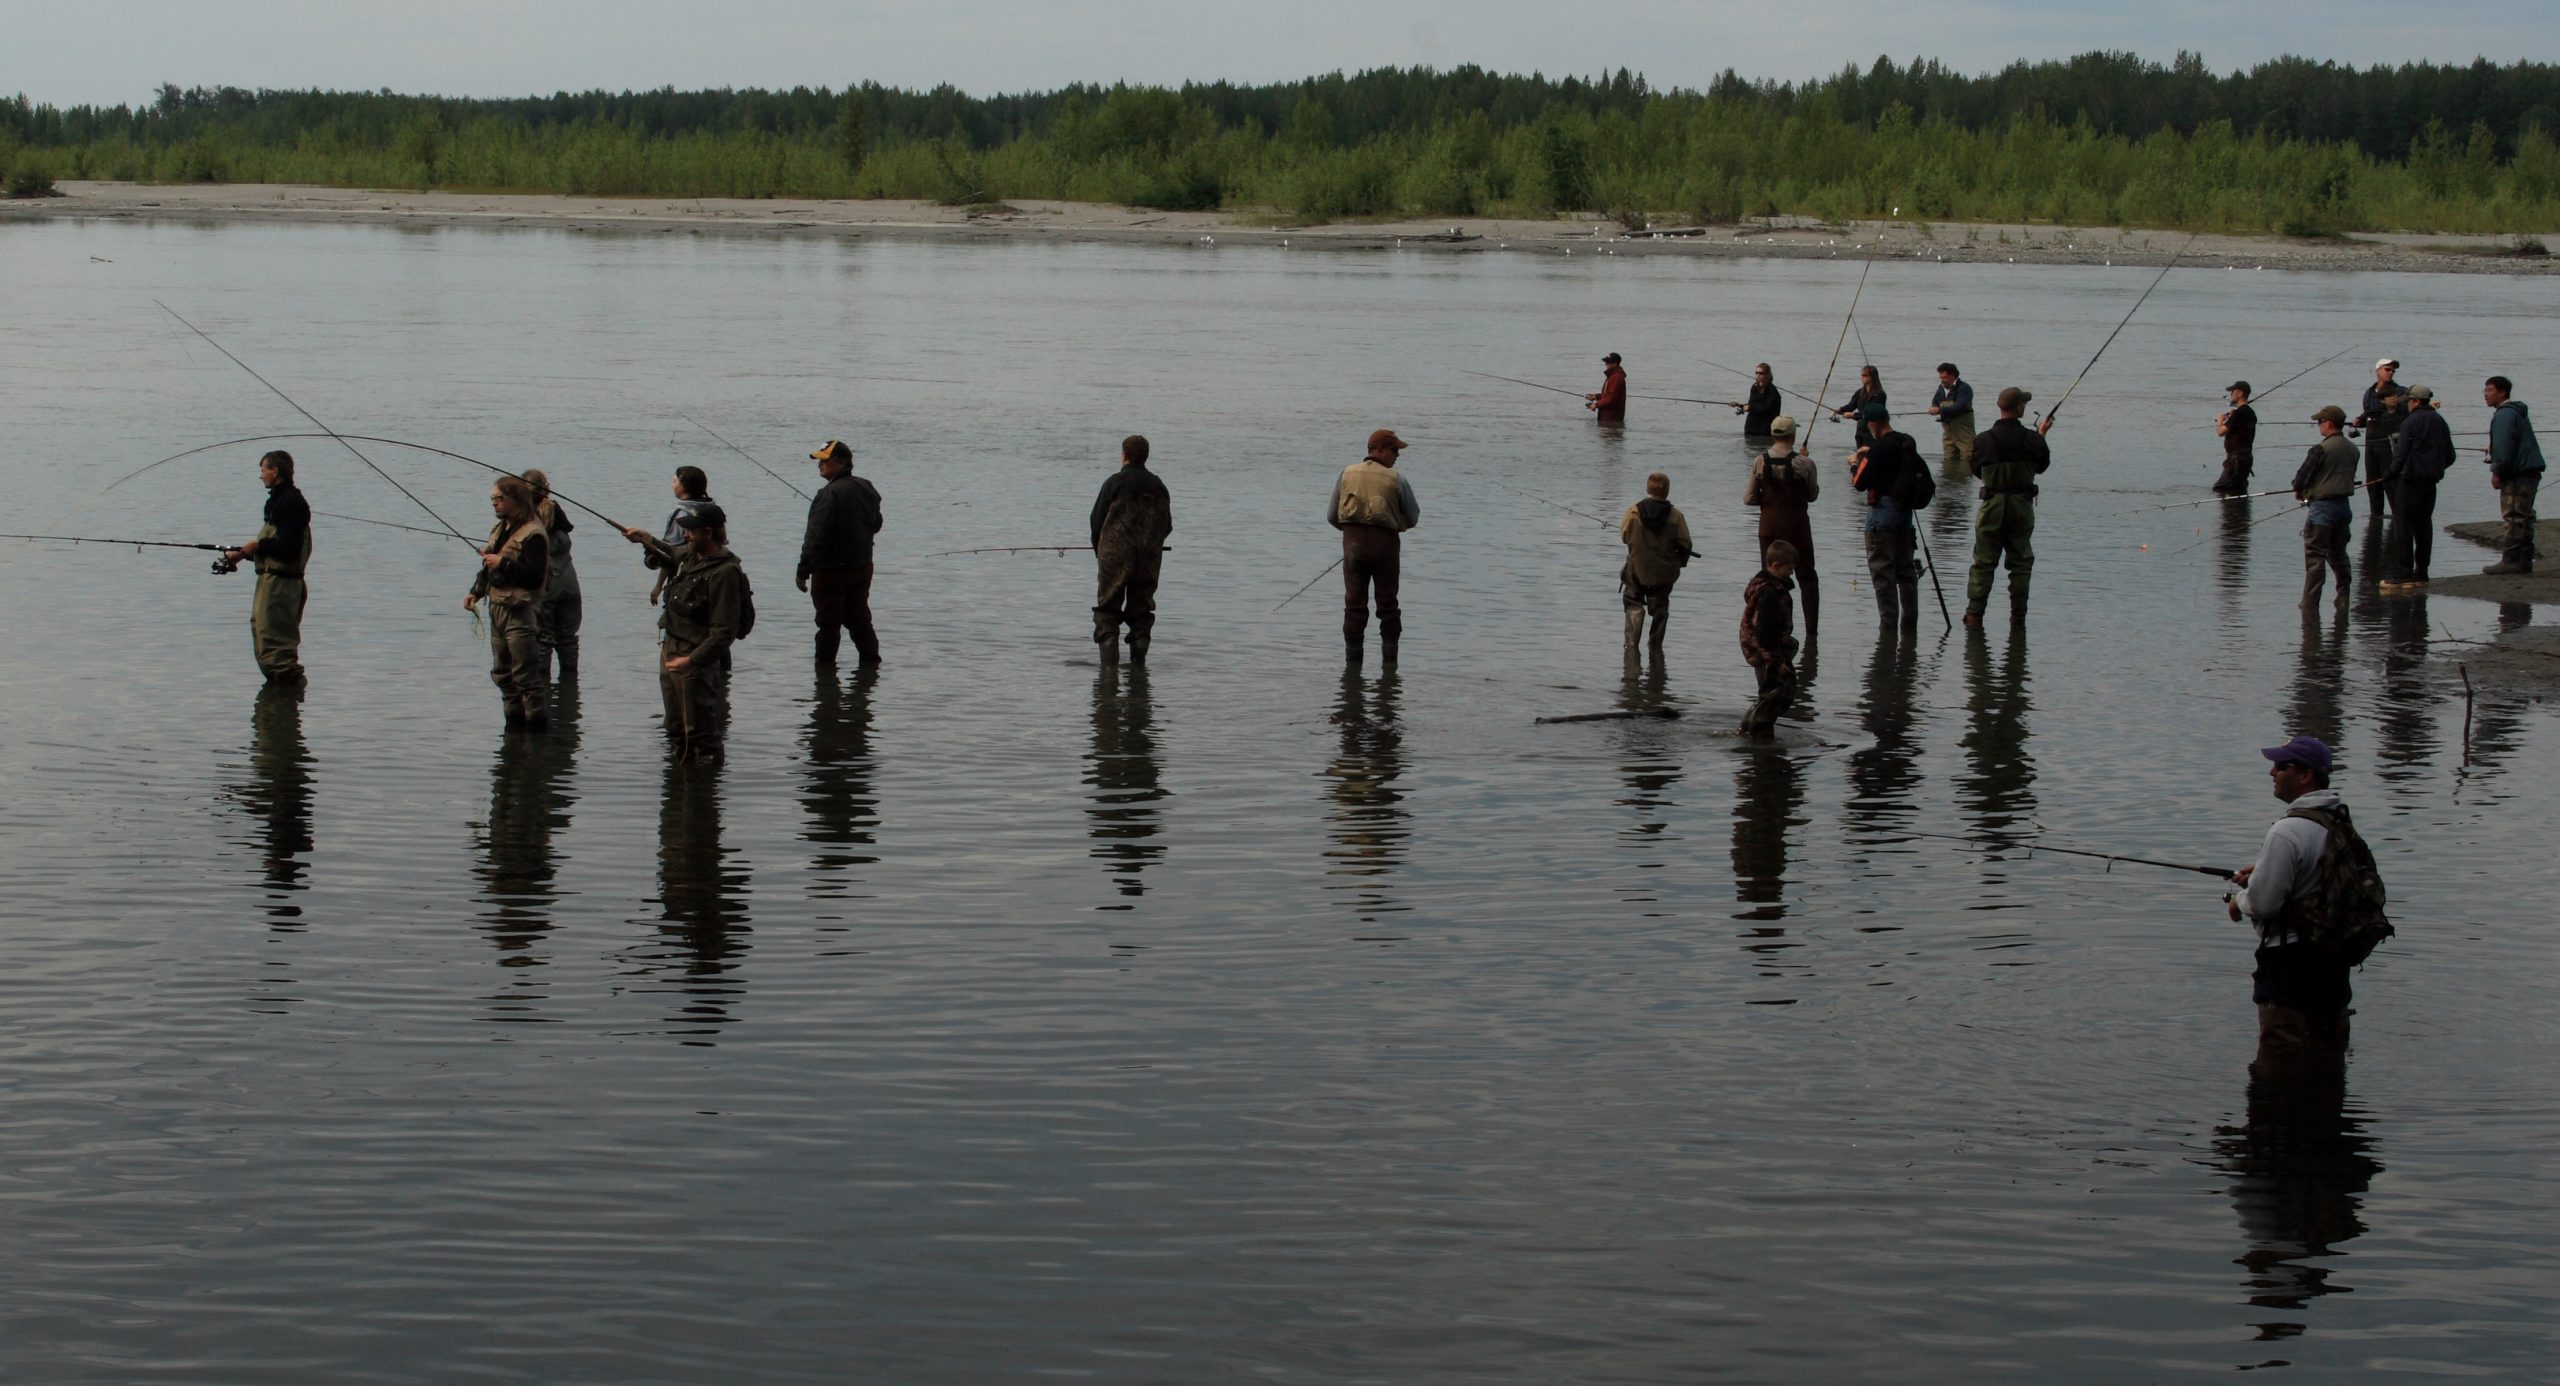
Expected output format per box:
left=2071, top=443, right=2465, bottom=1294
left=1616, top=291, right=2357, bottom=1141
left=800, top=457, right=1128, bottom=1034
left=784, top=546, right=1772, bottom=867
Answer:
left=1962, top=386, right=2055, bottom=628
left=2380, top=385, right=2453, bottom=590
left=1329, top=429, right=1421, bottom=663
left=2481, top=375, right=2545, bottom=576
left=2228, top=735, right=2377, bottom=1063
left=2354, top=358, right=2407, bottom=519
left=1927, top=362, right=1975, bottom=466
left=2293, top=406, right=2359, bottom=608
left=1618, top=471, right=1694, bottom=652
left=520, top=468, right=581, bottom=679
left=1586, top=353, right=1627, bottom=426
left=2214, top=381, right=2257, bottom=496
left=220, top=449, right=311, bottom=683
left=1091, top=434, right=1173, bottom=665
left=463, top=475, right=551, bottom=728
left=798, top=439, right=883, bottom=667
left=651, top=505, right=753, bottom=761
left=1744, top=416, right=1820, bottom=641
left=1850, top=403, right=1922, bottom=628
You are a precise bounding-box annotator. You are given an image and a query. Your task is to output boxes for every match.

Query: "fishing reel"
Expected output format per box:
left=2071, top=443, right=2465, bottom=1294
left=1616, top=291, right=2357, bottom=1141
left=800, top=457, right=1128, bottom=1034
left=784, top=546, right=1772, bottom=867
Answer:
left=210, top=551, right=243, bottom=576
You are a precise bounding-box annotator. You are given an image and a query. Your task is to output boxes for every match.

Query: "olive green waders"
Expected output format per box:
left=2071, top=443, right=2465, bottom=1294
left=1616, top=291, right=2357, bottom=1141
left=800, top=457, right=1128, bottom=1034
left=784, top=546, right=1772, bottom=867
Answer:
left=1965, top=493, right=2036, bottom=617
left=250, top=518, right=310, bottom=681
left=487, top=600, right=547, bottom=724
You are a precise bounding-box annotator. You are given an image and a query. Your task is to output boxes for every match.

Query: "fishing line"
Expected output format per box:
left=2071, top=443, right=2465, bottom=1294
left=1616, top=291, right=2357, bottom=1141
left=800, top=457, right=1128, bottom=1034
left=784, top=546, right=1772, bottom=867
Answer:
left=155, top=302, right=476, bottom=545
left=678, top=412, right=812, bottom=500
left=2041, top=234, right=2196, bottom=424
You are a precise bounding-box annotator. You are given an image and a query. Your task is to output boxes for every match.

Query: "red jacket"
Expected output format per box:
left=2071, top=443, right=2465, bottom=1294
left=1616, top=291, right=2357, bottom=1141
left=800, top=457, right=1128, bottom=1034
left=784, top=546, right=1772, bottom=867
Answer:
left=1593, top=367, right=1627, bottom=418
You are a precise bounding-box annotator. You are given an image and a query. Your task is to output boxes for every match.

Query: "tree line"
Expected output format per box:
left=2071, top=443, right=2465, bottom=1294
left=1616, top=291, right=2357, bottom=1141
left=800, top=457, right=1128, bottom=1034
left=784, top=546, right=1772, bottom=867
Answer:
left=4, top=54, right=2557, bottom=234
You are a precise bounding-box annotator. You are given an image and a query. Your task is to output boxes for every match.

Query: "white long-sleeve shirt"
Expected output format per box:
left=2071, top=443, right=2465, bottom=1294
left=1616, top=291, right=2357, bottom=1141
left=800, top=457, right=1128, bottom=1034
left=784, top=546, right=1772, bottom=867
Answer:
left=2237, top=787, right=2344, bottom=939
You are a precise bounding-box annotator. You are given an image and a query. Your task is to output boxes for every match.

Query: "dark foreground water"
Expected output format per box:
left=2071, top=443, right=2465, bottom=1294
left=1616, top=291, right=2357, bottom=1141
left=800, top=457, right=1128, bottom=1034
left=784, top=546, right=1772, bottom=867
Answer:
left=3, top=218, right=2557, bottom=1382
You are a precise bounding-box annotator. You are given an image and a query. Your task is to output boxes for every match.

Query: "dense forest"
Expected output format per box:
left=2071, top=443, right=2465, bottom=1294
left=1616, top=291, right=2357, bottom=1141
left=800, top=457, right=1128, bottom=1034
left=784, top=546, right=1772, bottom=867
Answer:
left=4, top=54, right=2558, bottom=233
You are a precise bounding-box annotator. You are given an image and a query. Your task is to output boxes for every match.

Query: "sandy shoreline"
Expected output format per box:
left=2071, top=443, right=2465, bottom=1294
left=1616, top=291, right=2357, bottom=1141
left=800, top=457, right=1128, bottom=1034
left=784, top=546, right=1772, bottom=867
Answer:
left=7, top=181, right=2558, bottom=276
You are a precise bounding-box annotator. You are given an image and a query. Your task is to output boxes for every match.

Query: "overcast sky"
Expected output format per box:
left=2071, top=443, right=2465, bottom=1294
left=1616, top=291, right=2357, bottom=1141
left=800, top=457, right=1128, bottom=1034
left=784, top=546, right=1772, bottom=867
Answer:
left=11, top=0, right=2554, bottom=107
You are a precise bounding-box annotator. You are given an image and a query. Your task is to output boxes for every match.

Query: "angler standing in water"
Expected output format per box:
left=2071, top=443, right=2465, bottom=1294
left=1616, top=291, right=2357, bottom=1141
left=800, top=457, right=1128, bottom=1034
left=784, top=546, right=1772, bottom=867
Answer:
left=2228, top=735, right=2389, bottom=1064
left=519, top=468, right=580, bottom=679
left=623, top=466, right=717, bottom=607
left=1744, top=416, right=1820, bottom=641
left=1585, top=353, right=1627, bottom=426
left=463, top=475, right=551, bottom=729
left=1737, top=540, right=1800, bottom=741
left=219, top=449, right=311, bottom=684
left=1328, top=429, right=1421, bottom=663
left=2293, top=406, right=2360, bottom=608
left=1617, top=471, right=1693, bottom=653
left=1927, top=362, right=1976, bottom=466
left=1090, top=434, right=1174, bottom=666
left=798, top=440, right=884, bottom=667
left=647, top=505, right=753, bottom=761
left=1850, top=403, right=1924, bottom=628
left=1962, top=387, right=2055, bottom=628
left=2214, top=381, right=2258, bottom=496
left=1831, top=365, right=1885, bottom=425
left=2354, top=358, right=2408, bottom=519
left=2380, top=385, right=2452, bottom=590
left=1735, top=363, right=1782, bottom=438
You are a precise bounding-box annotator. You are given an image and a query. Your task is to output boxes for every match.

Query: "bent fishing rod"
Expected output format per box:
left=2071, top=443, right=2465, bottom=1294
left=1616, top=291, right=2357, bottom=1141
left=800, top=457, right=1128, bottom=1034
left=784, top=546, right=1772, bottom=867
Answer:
left=84, top=431, right=630, bottom=534
left=678, top=412, right=811, bottom=500
left=1695, top=356, right=1828, bottom=411
left=315, top=510, right=463, bottom=539
left=1464, top=370, right=1584, bottom=398
left=1900, top=828, right=2236, bottom=880
left=155, top=303, right=477, bottom=547
left=2041, top=233, right=2197, bottom=425
left=1, top=532, right=224, bottom=554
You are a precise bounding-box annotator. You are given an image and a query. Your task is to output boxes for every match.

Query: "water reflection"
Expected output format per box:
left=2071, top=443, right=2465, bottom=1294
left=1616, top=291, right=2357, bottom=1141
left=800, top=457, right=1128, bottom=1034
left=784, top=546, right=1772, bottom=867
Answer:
left=1731, top=728, right=1807, bottom=930
left=1085, top=667, right=1168, bottom=907
left=1957, top=626, right=2036, bottom=837
left=2214, top=497, right=2254, bottom=633
left=802, top=668, right=881, bottom=901
left=471, top=686, right=582, bottom=1021
left=2283, top=607, right=2349, bottom=754
left=628, top=757, right=752, bottom=1044
left=235, top=682, right=315, bottom=927
left=1321, top=665, right=1407, bottom=919
left=2462, top=603, right=2534, bottom=778
left=2370, top=593, right=2438, bottom=793
left=1613, top=651, right=1683, bottom=901
left=1846, top=623, right=1923, bottom=839
left=2211, top=1056, right=2382, bottom=1356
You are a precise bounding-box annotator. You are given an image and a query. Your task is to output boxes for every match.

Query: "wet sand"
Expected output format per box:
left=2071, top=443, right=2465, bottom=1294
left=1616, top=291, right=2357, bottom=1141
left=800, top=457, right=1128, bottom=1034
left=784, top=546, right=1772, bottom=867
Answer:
left=9, top=181, right=2558, bottom=275
left=2431, top=520, right=2559, bottom=700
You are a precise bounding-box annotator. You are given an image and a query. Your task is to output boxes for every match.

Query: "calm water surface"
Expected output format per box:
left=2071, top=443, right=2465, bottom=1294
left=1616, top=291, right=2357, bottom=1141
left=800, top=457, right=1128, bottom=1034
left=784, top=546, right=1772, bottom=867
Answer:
left=3, top=219, right=2558, bottom=1382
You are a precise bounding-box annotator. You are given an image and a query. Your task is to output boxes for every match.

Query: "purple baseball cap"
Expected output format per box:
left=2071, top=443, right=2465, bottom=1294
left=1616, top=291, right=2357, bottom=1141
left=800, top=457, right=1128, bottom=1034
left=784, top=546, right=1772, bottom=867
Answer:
left=2261, top=735, right=2332, bottom=776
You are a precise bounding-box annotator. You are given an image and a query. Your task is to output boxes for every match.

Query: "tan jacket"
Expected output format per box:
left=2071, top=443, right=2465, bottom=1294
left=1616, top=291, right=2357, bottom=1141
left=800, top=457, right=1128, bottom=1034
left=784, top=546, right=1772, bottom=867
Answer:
left=479, top=517, right=549, bottom=606
left=1329, top=459, right=1420, bottom=532
left=1619, top=500, right=1694, bottom=589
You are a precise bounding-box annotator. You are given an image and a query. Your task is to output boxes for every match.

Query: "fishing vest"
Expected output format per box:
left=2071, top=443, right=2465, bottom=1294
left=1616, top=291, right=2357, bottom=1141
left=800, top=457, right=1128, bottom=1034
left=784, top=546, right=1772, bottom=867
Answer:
left=1973, top=421, right=2049, bottom=496
left=484, top=517, right=547, bottom=606
left=1334, top=460, right=1412, bottom=531
left=254, top=518, right=311, bottom=579
left=2306, top=434, right=2359, bottom=500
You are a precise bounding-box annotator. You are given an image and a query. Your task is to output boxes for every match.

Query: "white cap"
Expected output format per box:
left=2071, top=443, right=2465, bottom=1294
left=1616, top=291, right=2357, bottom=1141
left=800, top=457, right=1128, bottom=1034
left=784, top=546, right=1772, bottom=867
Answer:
left=2376, top=357, right=2399, bottom=370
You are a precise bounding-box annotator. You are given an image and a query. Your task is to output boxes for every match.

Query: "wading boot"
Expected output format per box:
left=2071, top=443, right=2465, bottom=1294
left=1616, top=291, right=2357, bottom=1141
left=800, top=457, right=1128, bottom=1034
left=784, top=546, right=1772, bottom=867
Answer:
left=1623, top=606, right=1644, bottom=652
left=1381, top=636, right=1398, bottom=666
left=2482, top=558, right=2530, bottom=576
left=1099, top=632, right=1121, bottom=665
left=1647, top=611, right=1668, bottom=652
left=1128, top=637, right=1148, bottom=668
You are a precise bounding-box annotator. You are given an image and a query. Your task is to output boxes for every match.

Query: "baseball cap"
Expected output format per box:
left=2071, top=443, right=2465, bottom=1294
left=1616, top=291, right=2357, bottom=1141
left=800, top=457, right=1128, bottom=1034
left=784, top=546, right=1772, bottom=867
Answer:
left=1366, top=428, right=1407, bottom=453
left=2227, top=380, right=2251, bottom=395
left=2261, top=734, right=2332, bottom=777
left=2375, top=357, right=2399, bottom=370
left=810, top=440, right=852, bottom=464
left=674, top=503, right=728, bottom=531
left=1861, top=401, right=1891, bottom=423
left=1602, top=352, right=1623, bottom=363
left=1768, top=415, right=1797, bottom=437
left=1997, top=386, right=2032, bottom=411
left=2312, top=405, right=2348, bottom=424
left=2408, top=384, right=2435, bottom=401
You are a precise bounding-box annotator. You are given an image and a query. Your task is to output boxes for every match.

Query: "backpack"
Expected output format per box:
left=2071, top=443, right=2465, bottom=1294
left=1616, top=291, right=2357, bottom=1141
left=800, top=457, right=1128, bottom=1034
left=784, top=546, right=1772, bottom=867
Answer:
left=2282, top=804, right=2394, bottom=966
left=735, top=569, right=757, bottom=640
left=1894, top=457, right=1937, bottom=510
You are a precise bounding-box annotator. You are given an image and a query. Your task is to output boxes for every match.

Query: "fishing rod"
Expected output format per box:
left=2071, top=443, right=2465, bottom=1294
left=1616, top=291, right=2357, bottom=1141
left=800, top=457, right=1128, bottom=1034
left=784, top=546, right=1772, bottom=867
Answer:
left=1632, top=393, right=1745, bottom=407
left=678, top=412, right=812, bottom=501
left=1802, top=254, right=1874, bottom=462
left=1463, top=370, right=1585, bottom=398
left=1486, top=478, right=1615, bottom=530
left=1901, top=828, right=2235, bottom=880
left=2042, top=233, right=2196, bottom=425
left=2246, top=344, right=2359, bottom=407
left=2157, top=473, right=2383, bottom=558
left=2101, top=486, right=2294, bottom=519
left=1273, top=558, right=1343, bottom=612
left=155, top=302, right=477, bottom=547
left=85, top=431, right=629, bottom=535
left=929, top=544, right=1093, bottom=557
left=1, top=532, right=223, bottom=553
